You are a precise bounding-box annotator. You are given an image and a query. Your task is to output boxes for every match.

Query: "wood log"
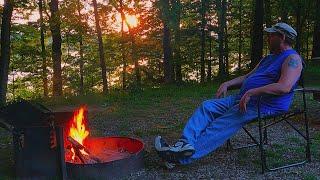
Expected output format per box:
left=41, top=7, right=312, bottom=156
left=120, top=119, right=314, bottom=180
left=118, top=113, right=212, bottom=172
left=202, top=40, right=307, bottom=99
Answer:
left=67, top=136, right=101, bottom=163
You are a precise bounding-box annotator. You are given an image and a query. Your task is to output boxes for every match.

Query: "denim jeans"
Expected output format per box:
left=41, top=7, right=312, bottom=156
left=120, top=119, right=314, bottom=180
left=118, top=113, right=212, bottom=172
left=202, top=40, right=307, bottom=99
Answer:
left=179, top=95, right=275, bottom=164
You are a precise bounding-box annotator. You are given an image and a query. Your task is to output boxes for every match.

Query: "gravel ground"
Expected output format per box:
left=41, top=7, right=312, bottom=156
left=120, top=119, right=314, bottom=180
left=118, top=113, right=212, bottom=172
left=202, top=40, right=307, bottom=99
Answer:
left=99, top=114, right=320, bottom=179
left=123, top=132, right=320, bottom=179
left=0, top=101, right=319, bottom=179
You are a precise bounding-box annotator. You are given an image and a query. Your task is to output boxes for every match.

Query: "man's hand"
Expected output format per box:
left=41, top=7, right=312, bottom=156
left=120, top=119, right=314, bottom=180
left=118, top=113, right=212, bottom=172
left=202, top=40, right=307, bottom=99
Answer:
left=216, top=82, right=229, bottom=98
left=239, top=89, right=255, bottom=113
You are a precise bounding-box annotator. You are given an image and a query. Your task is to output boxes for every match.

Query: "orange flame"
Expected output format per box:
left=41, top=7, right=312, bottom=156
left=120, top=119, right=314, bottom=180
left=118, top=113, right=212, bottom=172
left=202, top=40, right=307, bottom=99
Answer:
left=69, top=106, right=89, bottom=145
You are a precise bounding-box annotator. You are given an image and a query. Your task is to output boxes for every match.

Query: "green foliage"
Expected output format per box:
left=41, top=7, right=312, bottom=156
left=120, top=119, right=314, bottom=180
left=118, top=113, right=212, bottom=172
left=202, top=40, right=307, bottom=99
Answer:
left=2, top=0, right=319, bottom=98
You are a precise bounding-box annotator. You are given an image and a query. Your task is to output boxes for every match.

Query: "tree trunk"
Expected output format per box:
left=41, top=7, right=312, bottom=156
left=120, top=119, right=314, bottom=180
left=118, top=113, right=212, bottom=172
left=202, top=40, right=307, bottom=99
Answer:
left=120, top=0, right=127, bottom=89
left=217, top=0, right=226, bottom=77
left=224, top=21, right=229, bottom=76
left=207, top=23, right=212, bottom=82
left=200, top=0, right=206, bottom=83
left=174, top=28, right=182, bottom=83
left=295, top=2, right=302, bottom=54
left=92, top=0, right=108, bottom=93
left=280, top=0, right=288, bottom=22
left=79, top=38, right=84, bottom=95
left=306, top=20, right=310, bottom=60
left=264, top=0, right=272, bottom=27
left=172, top=0, right=182, bottom=83
left=312, top=0, right=320, bottom=58
left=131, top=36, right=141, bottom=87
left=76, top=0, right=84, bottom=95
left=163, top=24, right=174, bottom=84
left=38, top=0, right=48, bottom=98
left=238, top=0, right=242, bottom=72
left=162, top=0, right=174, bottom=84
left=250, top=0, right=264, bottom=69
left=0, top=0, right=13, bottom=106
left=49, top=0, right=63, bottom=96
left=224, top=0, right=229, bottom=76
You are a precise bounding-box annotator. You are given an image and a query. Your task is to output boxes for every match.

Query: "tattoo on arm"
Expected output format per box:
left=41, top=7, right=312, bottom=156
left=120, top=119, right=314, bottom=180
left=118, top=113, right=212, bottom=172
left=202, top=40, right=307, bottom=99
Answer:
left=288, top=58, right=299, bottom=69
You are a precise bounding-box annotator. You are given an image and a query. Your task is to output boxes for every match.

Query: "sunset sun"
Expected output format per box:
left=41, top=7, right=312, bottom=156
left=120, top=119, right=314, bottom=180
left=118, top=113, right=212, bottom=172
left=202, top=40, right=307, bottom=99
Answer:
left=125, top=15, right=139, bottom=28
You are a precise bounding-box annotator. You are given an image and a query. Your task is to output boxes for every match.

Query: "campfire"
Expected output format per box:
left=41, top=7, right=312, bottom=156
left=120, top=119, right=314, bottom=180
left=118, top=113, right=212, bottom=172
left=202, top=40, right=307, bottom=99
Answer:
left=0, top=100, right=144, bottom=179
left=64, top=106, right=131, bottom=165
left=65, top=106, right=93, bottom=164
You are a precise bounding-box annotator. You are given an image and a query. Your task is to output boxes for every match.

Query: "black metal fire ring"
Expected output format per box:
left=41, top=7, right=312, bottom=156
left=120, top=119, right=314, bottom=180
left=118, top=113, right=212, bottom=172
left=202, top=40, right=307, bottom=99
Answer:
left=66, top=136, right=145, bottom=179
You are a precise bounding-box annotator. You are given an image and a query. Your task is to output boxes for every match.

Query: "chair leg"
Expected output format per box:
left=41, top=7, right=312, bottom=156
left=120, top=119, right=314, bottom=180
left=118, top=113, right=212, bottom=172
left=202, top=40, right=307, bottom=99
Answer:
left=263, top=118, right=269, bottom=145
left=258, top=118, right=266, bottom=173
left=304, top=112, right=311, bottom=162
left=226, top=139, right=232, bottom=151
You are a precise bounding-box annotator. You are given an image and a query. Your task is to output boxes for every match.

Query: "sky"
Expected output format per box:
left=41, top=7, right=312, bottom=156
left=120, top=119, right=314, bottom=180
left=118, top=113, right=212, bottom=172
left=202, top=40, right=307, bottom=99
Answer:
left=0, top=0, right=145, bottom=32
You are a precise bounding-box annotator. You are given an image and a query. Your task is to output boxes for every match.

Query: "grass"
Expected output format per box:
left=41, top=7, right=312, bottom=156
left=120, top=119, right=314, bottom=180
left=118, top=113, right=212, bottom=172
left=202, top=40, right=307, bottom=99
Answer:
left=0, top=132, right=14, bottom=178
left=303, top=173, right=319, bottom=180
left=1, top=80, right=320, bottom=178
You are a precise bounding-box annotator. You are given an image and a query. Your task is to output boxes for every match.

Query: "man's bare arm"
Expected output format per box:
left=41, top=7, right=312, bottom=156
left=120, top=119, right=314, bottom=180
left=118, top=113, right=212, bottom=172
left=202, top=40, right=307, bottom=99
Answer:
left=239, top=54, right=302, bottom=112
left=246, top=54, right=302, bottom=96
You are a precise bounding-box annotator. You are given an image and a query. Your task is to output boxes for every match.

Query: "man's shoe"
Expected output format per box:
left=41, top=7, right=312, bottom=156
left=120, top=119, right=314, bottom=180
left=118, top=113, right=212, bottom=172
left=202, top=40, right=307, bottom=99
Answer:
left=155, top=135, right=170, bottom=151
left=155, top=136, right=179, bottom=163
left=169, top=139, right=195, bottom=157
left=155, top=136, right=195, bottom=163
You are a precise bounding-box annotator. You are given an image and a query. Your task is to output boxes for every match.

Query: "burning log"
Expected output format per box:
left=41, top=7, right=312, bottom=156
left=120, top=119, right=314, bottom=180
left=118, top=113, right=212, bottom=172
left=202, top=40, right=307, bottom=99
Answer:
left=67, top=136, right=101, bottom=163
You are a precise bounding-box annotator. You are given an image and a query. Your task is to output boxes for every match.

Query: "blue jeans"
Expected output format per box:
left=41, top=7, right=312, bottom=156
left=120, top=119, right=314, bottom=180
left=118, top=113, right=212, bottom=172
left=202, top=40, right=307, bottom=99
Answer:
left=179, top=95, right=275, bottom=165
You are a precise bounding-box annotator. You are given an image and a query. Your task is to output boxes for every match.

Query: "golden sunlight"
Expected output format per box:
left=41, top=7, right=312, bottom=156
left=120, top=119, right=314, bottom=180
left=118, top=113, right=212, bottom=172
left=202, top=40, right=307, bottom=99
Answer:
left=125, top=15, right=139, bottom=28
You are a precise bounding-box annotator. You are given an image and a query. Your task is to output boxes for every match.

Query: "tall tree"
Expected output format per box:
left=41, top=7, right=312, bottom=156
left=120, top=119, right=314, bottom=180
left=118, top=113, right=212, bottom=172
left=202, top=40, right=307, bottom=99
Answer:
left=217, top=0, right=226, bottom=77
left=238, top=0, right=243, bottom=72
left=294, top=1, right=302, bottom=54
left=264, top=0, right=271, bottom=27
left=293, top=0, right=310, bottom=55
left=76, top=0, right=84, bottom=95
left=92, top=0, right=108, bottom=93
left=200, top=0, right=207, bottom=83
left=312, top=0, right=320, bottom=58
left=250, top=0, right=264, bottom=69
left=49, top=0, right=63, bottom=96
left=279, top=0, right=288, bottom=22
left=172, top=0, right=182, bottom=83
left=160, top=0, right=174, bottom=84
left=131, top=33, right=141, bottom=87
left=207, top=13, right=213, bottom=81
left=112, top=1, right=141, bottom=87
left=207, top=30, right=212, bottom=81
left=38, top=0, right=48, bottom=97
left=0, top=0, right=14, bottom=106
left=224, top=7, right=229, bottom=76
left=120, top=0, right=127, bottom=89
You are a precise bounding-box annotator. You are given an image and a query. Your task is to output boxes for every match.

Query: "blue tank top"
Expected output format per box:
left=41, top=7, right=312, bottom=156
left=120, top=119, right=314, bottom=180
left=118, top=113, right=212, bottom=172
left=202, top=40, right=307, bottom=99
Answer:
left=238, top=49, right=300, bottom=113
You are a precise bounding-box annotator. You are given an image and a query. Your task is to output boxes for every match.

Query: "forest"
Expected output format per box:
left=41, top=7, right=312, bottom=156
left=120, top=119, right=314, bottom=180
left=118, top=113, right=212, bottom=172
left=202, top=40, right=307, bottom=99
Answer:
left=0, top=0, right=319, bottom=105
left=1, top=1, right=320, bottom=179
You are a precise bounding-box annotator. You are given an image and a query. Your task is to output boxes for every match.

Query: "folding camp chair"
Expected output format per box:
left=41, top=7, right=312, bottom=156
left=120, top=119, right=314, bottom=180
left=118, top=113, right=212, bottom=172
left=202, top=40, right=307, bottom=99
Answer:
left=227, top=63, right=311, bottom=173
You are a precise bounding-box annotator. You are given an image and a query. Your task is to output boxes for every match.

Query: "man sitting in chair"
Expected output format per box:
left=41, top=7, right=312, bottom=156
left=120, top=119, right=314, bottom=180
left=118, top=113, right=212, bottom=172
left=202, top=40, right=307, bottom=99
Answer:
left=155, top=22, right=303, bottom=169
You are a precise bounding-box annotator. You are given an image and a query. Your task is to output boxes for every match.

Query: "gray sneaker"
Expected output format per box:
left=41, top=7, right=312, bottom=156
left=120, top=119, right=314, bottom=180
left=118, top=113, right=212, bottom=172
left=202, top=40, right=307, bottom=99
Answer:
left=169, top=139, right=195, bottom=157
left=155, top=136, right=195, bottom=163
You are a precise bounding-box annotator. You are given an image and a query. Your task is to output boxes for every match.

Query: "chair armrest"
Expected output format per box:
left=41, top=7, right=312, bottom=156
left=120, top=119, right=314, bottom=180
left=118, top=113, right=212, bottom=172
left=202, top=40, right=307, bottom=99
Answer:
left=293, top=87, right=320, bottom=101
left=301, top=87, right=320, bottom=93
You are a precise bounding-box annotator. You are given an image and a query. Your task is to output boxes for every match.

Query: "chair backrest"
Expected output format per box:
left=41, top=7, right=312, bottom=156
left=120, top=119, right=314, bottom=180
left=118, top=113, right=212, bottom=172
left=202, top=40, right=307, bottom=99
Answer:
left=297, top=59, right=306, bottom=88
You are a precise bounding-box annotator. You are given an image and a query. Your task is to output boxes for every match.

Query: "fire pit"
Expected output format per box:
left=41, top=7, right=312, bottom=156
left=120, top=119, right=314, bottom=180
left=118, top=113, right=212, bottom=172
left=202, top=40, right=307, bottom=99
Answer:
left=66, top=137, right=144, bottom=179
left=63, top=107, right=144, bottom=179
left=0, top=101, right=144, bottom=179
